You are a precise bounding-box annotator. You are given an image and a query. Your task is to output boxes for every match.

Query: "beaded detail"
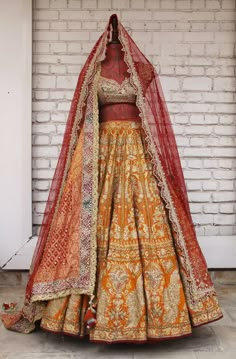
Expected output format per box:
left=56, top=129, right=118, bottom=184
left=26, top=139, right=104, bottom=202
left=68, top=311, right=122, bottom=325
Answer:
left=97, top=75, right=137, bottom=107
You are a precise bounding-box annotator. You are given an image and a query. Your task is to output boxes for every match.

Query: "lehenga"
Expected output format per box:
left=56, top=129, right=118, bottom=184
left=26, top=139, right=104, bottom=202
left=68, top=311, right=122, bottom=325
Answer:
left=1, top=14, right=223, bottom=344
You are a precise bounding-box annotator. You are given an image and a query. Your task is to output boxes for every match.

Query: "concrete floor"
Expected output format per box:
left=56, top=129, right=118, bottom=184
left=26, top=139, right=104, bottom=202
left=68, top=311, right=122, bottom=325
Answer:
left=0, top=284, right=236, bottom=359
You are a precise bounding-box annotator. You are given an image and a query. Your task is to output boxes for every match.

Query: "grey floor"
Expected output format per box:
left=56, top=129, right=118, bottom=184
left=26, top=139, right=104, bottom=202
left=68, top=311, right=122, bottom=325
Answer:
left=0, top=284, right=236, bottom=359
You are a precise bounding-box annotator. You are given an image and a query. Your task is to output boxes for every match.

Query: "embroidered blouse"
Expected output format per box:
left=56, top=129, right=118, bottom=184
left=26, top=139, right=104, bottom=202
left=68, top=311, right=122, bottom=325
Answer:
left=97, top=71, right=137, bottom=107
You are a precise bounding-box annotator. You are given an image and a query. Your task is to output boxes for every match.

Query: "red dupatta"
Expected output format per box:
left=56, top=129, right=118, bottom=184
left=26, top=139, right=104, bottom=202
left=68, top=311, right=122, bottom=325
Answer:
left=23, top=15, right=219, bottom=319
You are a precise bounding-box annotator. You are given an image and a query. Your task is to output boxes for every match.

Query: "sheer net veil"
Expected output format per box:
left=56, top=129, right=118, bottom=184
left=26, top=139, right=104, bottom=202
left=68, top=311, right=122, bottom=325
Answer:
left=23, top=15, right=221, bottom=324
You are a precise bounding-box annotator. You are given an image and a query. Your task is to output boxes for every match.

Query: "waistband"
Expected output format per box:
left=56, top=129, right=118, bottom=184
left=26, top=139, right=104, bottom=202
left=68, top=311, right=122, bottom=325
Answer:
left=99, top=119, right=142, bottom=130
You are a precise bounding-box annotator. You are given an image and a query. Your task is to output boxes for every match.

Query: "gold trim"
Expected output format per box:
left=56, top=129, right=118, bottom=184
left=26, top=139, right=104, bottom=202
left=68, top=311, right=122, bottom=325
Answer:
left=117, top=22, right=216, bottom=305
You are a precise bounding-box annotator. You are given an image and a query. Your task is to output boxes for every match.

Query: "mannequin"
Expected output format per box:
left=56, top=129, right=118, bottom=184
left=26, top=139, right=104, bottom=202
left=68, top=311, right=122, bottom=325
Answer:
left=99, top=15, right=140, bottom=122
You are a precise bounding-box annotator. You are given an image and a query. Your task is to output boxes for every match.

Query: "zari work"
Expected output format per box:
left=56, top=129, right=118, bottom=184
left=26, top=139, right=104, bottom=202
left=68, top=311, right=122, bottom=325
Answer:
left=1, top=14, right=223, bottom=343
left=1, top=120, right=221, bottom=342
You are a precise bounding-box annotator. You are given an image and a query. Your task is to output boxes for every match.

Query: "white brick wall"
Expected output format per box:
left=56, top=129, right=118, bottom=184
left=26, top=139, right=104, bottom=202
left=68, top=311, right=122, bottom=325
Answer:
left=32, top=0, right=236, bottom=237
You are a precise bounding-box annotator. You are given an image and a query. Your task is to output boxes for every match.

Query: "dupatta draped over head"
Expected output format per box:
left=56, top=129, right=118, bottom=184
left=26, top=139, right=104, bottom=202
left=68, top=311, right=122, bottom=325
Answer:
left=22, top=14, right=221, bottom=325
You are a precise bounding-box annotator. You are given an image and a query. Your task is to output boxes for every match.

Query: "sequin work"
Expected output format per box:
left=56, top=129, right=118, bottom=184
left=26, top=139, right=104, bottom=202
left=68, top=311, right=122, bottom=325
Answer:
left=39, top=120, right=192, bottom=342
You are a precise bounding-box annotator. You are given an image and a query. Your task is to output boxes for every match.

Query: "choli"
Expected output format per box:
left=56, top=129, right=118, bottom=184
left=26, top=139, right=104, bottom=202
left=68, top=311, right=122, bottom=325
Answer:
left=97, top=64, right=137, bottom=107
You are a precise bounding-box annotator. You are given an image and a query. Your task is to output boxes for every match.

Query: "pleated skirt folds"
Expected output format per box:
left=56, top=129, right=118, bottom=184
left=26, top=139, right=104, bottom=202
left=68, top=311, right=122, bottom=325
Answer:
left=38, top=119, right=192, bottom=343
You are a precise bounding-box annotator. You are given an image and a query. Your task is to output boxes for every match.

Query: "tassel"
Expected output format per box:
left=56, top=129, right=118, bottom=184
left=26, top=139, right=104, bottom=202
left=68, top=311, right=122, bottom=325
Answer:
left=83, top=294, right=97, bottom=330
left=2, top=302, right=17, bottom=312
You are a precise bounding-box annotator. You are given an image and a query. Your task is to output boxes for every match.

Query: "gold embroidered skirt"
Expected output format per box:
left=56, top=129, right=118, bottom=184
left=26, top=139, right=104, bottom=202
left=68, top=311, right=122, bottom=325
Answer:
left=35, top=120, right=192, bottom=343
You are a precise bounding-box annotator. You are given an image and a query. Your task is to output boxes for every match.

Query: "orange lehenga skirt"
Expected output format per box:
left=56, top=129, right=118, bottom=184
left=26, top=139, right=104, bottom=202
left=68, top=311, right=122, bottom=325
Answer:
left=35, top=119, right=193, bottom=343
left=2, top=120, right=194, bottom=343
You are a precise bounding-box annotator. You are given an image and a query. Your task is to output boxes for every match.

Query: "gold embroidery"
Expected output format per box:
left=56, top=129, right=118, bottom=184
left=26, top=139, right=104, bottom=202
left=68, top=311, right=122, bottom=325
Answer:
left=97, top=63, right=137, bottom=107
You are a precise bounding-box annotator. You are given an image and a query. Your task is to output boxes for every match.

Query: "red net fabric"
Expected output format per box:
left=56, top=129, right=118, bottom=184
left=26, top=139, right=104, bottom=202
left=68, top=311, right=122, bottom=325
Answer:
left=25, top=14, right=215, bottom=304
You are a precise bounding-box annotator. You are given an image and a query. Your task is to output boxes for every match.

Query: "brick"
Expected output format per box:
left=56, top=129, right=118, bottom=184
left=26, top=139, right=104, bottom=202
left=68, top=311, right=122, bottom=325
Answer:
left=56, top=75, right=77, bottom=89
left=82, top=0, right=96, bottom=8
left=57, top=102, right=71, bottom=111
left=67, top=65, right=82, bottom=74
left=68, top=0, right=81, bottom=8
left=60, top=10, right=89, bottom=19
left=132, top=31, right=152, bottom=43
left=184, top=32, right=214, bottom=43
left=57, top=55, right=87, bottom=64
left=214, top=78, right=236, bottom=92
left=190, top=67, right=204, bottom=76
left=202, top=181, right=218, bottom=191
left=50, top=0, right=67, bottom=7
left=131, top=0, right=145, bottom=8
left=195, top=227, right=205, bottom=236
left=184, top=148, right=211, bottom=157
left=35, top=91, right=49, bottom=100
left=205, top=115, right=218, bottom=124
left=220, top=203, right=235, bottom=213
left=36, top=0, right=50, bottom=8
left=219, top=44, right=235, bottom=57
left=187, top=181, right=202, bottom=191
left=68, top=22, right=82, bottom=29
left=122, top=11, right=152, bottom=20
left=49, top=91, right=65, bottom=99
left=33, top=180, right=50, bottom=190
left=189, top=193, right=211, bottom=203
left=188, top=159, right=202, bottom=168
left=184, top=170, right=211, bottom=179
left=60, top=31, right=89, bottom=41
left=161, top=0, right=175, bottom=9
left=33, top=159, right=50, bottom=169
left=50, top=64, right=66, bottom=74
left=33, top=31, right=59, bottom=41
left=189, top=115, right=204, bottom=125
left=222, top=0, right=236, bottom=9
left=219, top=159, right=234, bottom=168
left=33, top=75, right=56, bottom=89
left=154, top=11, right=214, bottom=21
left=219, top=115, right=235, bottom=125
left=33, top=135, right=50, bottom=145
left=213, top=192, right=236, bottom=202
left=215, top=12, right=236, bottom=21
left=204, top=226, right=220, bottom=236
left=203, top=159, right=218, bottom=168
left=34, top=10, right=59, bottom=20
left=215, top=126, right=235, bottom=136
left=33, top=169, right=55, bottom=180
left=34, top=42, right=50, bottom=53
left=33, top=101, right=56, bottom=112
left=214, top=214, right=235, bottom=225
left=204, top=204, right=219, bottom=214
left=212, top=148, right=236, bottom=158
left=214, top=171, right=235, bottom=180
left=51, top=42, right=67, bottom=53
left=206, top=0, right=220, bottom=9
left=51, top=135, right=64, bottom=145
left=191, top=44, right=205, bottom=56
left=113, top=0, right=130, bottom=8
left=215, top=104, right=236, bottom=114
left=36, top=113, right=50, bottom=123
left=183, top=77, right=212, bottom=91
left=176, top=0, right=191, bottom=9
left=153, top=32, right=183, bottom=43
left=33, top=124, right=56, bottom=134
left=146, top=0, right=161, bottom=8
left=192, top=0, right=205, bottom=9
left=189, top=203, right=202, bottom=213
left=190, top=138, right=205, bottom=146
left=35, top=203, right=47, bottom=214
left=219, top=226, right=234, bottom=236
left=175, top=137, right=189, bottom=146
left=35, top=21, right=50, bottom=30
left=192, top=214, right=213, bottom=225
left=98, top=0, right=112, bottom=8
left=33, top=146, right=59, bottom=158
